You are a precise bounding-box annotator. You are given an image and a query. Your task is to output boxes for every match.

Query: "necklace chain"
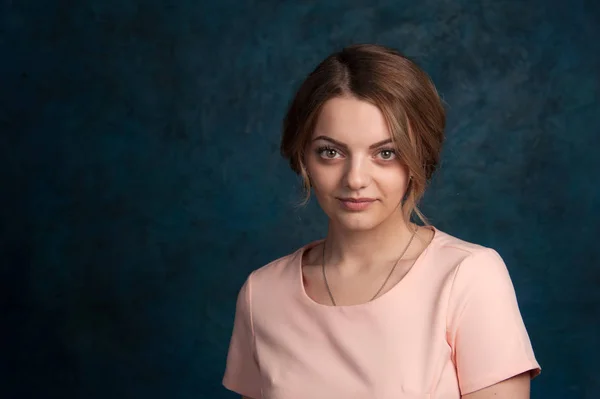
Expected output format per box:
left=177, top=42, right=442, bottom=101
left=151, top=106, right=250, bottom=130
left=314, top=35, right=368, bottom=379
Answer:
left=321, top=228, right=418, bottom=306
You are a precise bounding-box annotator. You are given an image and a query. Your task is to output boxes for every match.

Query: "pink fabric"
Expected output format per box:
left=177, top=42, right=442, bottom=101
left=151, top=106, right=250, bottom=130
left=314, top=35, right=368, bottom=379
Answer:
left=223, top=228, right=541, bottom=398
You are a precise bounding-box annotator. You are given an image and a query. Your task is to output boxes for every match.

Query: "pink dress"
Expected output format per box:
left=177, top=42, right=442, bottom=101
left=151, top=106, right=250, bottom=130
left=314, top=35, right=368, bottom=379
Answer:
left=223, top=227, right=541, bottom=398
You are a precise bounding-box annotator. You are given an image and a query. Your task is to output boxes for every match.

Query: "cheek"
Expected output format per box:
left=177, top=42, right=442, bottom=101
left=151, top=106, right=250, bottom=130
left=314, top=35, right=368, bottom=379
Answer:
left=379, top=168, right=410, bottom=195
left=306, top=159, right=340, bottom=193
left=309, top=168, right=340, bottom=193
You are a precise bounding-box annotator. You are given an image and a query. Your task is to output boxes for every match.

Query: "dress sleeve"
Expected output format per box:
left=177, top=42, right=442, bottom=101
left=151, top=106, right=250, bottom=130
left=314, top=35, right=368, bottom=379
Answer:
left=446, top=248, right=541, bottom=395
left=223, top=273, right=262, bottom=398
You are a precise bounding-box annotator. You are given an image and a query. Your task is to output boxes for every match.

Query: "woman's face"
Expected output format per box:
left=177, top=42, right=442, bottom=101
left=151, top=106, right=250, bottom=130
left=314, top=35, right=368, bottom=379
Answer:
left=305, top=96, right=410, bottom=231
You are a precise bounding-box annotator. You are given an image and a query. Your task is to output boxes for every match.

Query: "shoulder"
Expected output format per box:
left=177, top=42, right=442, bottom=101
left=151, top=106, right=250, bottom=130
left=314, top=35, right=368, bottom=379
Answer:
left=424, top=228, right=513, bottom=296
left=243, top=240, right=320, bottom=289
left=433, top=228, right=490, bottom=255
left=431, top=228, right=507, bottom=271
left=432, top=228, right=517, bottom=305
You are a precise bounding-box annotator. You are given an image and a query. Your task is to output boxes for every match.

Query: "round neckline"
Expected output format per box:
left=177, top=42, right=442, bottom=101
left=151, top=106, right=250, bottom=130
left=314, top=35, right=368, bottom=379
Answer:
left=296, top=226, right=440, bottom=310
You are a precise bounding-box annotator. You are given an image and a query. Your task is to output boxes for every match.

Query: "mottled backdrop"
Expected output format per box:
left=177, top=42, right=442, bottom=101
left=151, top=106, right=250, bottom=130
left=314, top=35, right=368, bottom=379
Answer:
left=1, top=0, right=599, bottom=398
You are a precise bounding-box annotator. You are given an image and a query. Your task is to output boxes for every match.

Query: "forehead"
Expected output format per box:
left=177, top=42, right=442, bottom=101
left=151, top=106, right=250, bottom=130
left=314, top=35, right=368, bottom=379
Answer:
left=313, top=96, right=391, bottom=144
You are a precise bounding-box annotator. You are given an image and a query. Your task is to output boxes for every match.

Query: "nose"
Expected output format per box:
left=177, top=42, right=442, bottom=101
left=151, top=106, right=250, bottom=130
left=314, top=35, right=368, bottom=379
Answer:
left=344, top=157, right=371, bottom=191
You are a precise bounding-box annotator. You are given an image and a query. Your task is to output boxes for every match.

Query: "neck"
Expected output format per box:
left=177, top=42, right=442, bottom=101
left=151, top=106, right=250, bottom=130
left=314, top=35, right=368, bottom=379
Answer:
left=324, top=212, right=419, bottom=275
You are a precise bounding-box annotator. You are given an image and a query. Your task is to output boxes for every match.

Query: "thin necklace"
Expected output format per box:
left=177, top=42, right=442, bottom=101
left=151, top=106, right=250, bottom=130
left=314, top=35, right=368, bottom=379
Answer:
left=321, top=227, right=418, bottom=306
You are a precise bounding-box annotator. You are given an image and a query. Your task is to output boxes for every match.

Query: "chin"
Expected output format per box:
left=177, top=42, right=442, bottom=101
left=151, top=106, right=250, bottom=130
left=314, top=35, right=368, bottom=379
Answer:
left=330, top=212, right=385, bottom=231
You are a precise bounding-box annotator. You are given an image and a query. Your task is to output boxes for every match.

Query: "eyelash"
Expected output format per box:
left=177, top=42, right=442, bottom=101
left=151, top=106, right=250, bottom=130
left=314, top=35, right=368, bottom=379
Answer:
left=316, top=146, right=397, bottom=160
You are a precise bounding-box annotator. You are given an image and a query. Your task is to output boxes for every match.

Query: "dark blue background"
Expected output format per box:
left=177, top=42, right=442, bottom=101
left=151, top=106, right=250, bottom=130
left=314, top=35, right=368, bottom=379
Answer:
left=1, top=1, right=599, bottom=398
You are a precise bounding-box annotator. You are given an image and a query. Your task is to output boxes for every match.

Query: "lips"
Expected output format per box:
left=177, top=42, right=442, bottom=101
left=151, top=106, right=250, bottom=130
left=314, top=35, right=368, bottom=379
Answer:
left=339, top=197, right=375, bottom=202
left=337, top=197, right=376, bottom=211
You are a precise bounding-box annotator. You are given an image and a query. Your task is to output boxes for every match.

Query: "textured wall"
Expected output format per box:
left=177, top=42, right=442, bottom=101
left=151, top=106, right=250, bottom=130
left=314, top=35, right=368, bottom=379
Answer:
left=1, top=1, right=599, bottom=398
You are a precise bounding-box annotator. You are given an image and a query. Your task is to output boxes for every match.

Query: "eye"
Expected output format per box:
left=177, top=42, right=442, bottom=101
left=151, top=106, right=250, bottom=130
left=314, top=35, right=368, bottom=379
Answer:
left=317, top=146, right=342, bottom=159
left=377, top=148, right=397, bottom=160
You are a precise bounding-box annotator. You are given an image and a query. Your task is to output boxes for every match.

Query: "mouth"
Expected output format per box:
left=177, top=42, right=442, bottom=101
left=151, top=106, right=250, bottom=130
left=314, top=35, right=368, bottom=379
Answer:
left=338, top=197, right=376, bottom=203
left=336, top=197, right=376, bottom=211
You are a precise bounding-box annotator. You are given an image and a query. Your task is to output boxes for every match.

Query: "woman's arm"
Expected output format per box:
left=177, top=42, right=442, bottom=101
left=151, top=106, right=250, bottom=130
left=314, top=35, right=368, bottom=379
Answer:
left=462, top=371, right=530, bottom=399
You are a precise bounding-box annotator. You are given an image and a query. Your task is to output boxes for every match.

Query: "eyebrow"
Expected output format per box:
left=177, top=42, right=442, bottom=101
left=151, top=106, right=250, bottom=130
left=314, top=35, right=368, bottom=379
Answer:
left=312, top=135, right=393, bottom=150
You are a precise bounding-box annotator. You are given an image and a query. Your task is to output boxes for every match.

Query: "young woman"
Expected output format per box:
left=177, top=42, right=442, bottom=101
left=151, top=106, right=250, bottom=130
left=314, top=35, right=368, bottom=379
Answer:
left=222, top=44, right=541, bottom=399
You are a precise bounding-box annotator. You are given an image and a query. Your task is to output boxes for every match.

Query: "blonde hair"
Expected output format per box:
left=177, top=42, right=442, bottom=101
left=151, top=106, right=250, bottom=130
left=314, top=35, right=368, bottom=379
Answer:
left=280, top=44, right=445, bottom=225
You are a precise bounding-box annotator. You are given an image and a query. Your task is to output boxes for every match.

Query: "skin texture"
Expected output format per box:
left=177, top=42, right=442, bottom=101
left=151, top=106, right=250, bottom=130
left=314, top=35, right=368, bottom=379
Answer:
left=306, top=96, right=410, bottom=235
left=241, top=96, right=530, bottom=398
left=301, top=95, right=430, bottom=306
